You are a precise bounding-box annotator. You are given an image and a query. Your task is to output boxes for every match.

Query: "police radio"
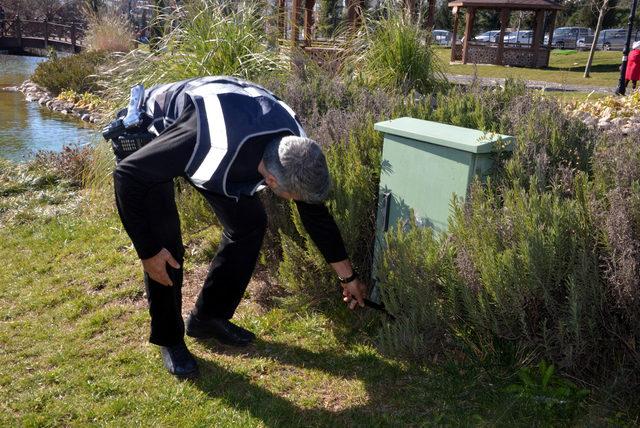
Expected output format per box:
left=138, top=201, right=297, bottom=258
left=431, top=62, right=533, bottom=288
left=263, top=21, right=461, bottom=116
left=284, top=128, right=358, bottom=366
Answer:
left=102, top=84, right=155, bottom=162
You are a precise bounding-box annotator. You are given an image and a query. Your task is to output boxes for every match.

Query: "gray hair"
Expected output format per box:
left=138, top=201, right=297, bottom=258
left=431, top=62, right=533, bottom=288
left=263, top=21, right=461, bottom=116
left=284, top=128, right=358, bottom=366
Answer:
left=262, top=135, right=331, bottom=203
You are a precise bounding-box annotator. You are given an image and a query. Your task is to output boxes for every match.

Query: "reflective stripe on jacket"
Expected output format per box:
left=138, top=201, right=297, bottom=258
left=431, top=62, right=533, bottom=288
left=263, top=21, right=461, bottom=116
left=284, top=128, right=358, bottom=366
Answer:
left=143, top=76, right=305, bottom=199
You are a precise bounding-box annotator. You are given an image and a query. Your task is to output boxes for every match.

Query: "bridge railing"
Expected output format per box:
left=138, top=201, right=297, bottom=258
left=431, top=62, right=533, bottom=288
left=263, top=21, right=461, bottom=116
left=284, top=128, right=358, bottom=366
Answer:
left=0, top=17, right=85, bottom=50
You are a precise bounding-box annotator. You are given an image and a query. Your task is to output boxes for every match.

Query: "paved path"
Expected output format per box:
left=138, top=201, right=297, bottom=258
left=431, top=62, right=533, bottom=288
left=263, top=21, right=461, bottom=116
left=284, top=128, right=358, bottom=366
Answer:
left=446, top=74, right=614, bottom=94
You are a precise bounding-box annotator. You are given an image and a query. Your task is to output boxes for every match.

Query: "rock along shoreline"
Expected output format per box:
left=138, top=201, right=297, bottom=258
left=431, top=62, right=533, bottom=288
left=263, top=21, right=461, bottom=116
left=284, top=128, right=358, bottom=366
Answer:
left=4, top=80, right=103, bottom=124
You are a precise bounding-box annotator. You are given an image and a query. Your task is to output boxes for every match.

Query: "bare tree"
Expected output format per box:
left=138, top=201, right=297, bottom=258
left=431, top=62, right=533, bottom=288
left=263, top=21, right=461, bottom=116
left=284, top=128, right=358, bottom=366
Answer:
left=38, top=0, right=82, bottom=21
left=2, top=0, right=42, bottom=19
left=84, top=0, right=104, bottom=14
left=584, top=0, right=610, bottom=78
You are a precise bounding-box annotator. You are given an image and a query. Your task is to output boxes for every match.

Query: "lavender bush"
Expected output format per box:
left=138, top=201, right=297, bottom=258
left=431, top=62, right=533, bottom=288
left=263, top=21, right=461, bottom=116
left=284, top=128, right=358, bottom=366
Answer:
left=376, top=85, right=639, bottom=391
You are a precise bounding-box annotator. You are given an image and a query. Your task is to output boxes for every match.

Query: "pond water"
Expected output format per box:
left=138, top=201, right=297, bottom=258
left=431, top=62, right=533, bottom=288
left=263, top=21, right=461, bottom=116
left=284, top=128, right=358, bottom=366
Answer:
left=0, top=55, right=98, bottom=162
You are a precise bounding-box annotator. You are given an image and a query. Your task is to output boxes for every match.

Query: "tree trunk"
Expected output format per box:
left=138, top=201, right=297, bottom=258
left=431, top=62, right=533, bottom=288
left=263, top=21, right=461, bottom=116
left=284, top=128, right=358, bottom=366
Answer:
left=584, top=0, right=609, bottom=78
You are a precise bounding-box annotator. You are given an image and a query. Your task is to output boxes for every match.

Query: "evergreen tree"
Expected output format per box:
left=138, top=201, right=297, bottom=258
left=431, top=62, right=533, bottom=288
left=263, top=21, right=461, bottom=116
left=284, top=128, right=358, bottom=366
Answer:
left=318, top=0, right=342, bottom=37
left=432, top=0, right=452, bottom=30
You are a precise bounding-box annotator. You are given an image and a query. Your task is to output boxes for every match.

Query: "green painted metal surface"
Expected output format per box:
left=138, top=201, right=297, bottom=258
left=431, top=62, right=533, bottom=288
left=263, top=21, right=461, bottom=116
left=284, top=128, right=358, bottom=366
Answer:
left=374, top=117, right=514, bottom=234
left=374, top=117, right=514, bottom=154
left=371, top=117, right=514, bottom=300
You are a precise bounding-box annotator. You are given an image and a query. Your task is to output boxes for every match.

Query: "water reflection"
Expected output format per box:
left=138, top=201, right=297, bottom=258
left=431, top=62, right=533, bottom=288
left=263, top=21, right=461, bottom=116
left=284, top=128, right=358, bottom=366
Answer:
left=0, top=55, right=98, bottom=161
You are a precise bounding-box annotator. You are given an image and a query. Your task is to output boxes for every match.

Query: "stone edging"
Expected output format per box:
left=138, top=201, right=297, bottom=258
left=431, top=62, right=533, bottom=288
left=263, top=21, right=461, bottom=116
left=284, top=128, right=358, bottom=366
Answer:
left=2, top=80, right=103, bottom=124
left=571, top=109, right=640, bottom=134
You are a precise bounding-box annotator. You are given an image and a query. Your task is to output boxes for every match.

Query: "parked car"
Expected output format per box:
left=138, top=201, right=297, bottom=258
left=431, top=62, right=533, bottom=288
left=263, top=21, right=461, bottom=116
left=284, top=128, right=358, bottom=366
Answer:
left=432, top=29, right=453, bottom=46
left=544, top=27, right=593, bottom=49
left=578, top=28, right=640, bottom=51
left=504, top=30, right=533, bottom=45
left=474, top=30, right=502, bottom=43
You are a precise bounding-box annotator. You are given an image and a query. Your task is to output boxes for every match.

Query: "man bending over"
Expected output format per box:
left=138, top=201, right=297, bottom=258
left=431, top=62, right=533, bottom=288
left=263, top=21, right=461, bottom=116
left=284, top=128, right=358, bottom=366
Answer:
left=112, top=76, right=367, bottom=379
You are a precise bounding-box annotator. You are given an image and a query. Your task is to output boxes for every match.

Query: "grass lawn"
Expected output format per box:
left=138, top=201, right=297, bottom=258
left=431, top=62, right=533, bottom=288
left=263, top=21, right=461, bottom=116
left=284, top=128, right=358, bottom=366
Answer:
left=0, top=161, right=633, bottom=426
left=436, top=48, right=622, bottom=89
left=543, top=91, right=611, bottom=103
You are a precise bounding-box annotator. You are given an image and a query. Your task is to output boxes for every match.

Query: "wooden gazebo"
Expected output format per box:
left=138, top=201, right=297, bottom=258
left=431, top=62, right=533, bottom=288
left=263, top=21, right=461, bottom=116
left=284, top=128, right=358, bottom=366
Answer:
left=448, top=0, right=563, bottom=68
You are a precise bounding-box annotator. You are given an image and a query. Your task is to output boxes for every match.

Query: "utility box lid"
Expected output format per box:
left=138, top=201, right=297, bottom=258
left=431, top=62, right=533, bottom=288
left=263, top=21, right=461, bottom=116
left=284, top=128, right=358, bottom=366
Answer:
left=374, top=117, right=514, bottom=154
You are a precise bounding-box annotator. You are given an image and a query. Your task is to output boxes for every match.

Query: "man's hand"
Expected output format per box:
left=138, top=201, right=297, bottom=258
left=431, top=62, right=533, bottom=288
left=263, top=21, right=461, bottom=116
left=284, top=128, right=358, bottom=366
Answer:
left=342, top=278, right=367, bottom=310
left=141, top=248, right=180, bottom=286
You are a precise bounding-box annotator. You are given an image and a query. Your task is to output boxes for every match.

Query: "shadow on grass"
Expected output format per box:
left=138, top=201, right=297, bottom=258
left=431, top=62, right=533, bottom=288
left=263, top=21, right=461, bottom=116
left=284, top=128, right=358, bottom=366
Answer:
left=191, top=338, right=438, bottom=426
left=546, top=63, right=621, bottom=73
left=188, top=337, right=582, bottom=426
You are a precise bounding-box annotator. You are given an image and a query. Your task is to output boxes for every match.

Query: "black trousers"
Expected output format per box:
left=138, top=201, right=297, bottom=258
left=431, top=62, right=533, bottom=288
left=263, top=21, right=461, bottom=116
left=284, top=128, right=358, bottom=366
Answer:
left=143, top=182, right=267, bottom=346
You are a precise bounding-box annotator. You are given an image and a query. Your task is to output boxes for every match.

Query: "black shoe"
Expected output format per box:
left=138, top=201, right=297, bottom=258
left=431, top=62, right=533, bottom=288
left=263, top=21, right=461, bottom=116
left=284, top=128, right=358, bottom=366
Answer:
left=159, top=342, right=199, bottom=379
left=186, top=312, right=256, bottom=347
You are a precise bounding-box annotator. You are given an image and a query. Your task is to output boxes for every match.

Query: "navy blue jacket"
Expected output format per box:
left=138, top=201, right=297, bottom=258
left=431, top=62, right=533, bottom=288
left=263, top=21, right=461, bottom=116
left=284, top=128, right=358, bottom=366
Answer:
left=144, top=76, right=305, bottom=200
left=113, top=77, right=348, bottom=264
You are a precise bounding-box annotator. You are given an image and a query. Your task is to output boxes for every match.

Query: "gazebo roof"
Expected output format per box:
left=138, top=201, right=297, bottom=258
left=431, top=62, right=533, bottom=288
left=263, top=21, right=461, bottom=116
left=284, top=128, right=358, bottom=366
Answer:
left=448, top=0, right=563, bottom=11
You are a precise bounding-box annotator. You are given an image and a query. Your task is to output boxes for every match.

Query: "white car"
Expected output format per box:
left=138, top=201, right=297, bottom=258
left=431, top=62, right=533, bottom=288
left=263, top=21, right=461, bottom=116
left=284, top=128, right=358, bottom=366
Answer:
left=474, top=30, right=502, bottom=43
left=505, top=30, right=533, bottom=45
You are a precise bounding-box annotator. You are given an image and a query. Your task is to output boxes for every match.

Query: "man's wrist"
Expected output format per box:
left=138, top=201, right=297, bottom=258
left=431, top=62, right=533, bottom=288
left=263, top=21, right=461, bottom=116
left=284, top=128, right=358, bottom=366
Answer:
left=338, top=271, right=358, bottom=284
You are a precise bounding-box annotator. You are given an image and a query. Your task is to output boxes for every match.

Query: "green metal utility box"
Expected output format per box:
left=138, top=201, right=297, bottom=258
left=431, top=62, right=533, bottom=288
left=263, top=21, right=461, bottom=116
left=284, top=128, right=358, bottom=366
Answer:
left=374, top=117, right=514, bottom=234
left=371, top=117, right=514, bottom=297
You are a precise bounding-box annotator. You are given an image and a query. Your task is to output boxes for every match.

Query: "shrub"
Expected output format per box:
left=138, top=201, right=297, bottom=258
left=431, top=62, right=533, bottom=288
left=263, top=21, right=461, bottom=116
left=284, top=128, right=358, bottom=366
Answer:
left=425, top=84, right=597, bottom=192
left=278, top=119, right=385, bottom=303
left=429, top=80, right=526, bottom=132
left=374, top=86, right=640, bottom=387
left=175, top=178, right=217, bottom=234
left=260, top=57, right=431, bottom=305
left=377, top=222, right=455, bottom=358
left=30, top=144, right=95, bottom=187
left=57, top=90, right=105, bottom=111
left=591, top=132, right=640, bottom=349
left=502, top=94, right=598, bottom=191
left=317, top=0, right=344, bottom=38
left=449, top=178, right=604, bottom=369
left=31, top=50, right=106, bottom=96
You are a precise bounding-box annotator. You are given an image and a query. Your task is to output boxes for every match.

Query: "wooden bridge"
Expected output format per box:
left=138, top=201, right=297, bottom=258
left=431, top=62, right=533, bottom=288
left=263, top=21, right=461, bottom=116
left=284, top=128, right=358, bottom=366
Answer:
left=0, top=18, right=84, bottom=55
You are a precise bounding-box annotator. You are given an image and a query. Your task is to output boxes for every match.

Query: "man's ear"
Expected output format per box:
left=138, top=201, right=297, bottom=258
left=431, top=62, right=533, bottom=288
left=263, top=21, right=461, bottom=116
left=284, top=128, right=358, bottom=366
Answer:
left=264, top=173, right=279, bottom=188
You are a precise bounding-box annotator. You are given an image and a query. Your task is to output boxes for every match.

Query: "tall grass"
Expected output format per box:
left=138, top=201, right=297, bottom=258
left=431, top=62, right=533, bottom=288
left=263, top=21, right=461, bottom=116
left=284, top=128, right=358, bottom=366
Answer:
left=83, top=9, right=136, bottom=53
left=100, top=0, right=288, bottom=106
left=343, top=11, right=447, bottom=95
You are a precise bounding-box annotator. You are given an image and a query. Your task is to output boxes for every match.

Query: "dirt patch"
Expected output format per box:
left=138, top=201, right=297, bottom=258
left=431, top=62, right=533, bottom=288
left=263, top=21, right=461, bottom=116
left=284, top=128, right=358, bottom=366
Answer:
left=181, top=263, right=210, bottom=317
left=247, top=268, right=288, bottom=309
left=181, top=263, right=287, bottom=318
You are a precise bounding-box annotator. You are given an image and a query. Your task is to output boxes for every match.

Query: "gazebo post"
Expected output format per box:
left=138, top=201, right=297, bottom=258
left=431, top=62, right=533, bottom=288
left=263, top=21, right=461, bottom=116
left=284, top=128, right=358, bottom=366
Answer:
left=531, top=9, right=545, bottom=67
left=496, top=7, right=509, bottom=65
left=347, top=0, right=363, bottom=30
left=451, top=7, right=459, bottom=62
left=291, top=0, right=301, bottom=45
left=462, top=7, right=476, bottom=64
left=547, top=10, right=557, bottom=48
left=303, top=0, right=314, bottom=46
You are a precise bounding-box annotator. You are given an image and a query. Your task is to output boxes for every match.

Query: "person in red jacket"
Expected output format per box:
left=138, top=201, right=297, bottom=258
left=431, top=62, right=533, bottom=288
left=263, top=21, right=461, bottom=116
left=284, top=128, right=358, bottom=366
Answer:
left=626, top=41, right=640, bottom=90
